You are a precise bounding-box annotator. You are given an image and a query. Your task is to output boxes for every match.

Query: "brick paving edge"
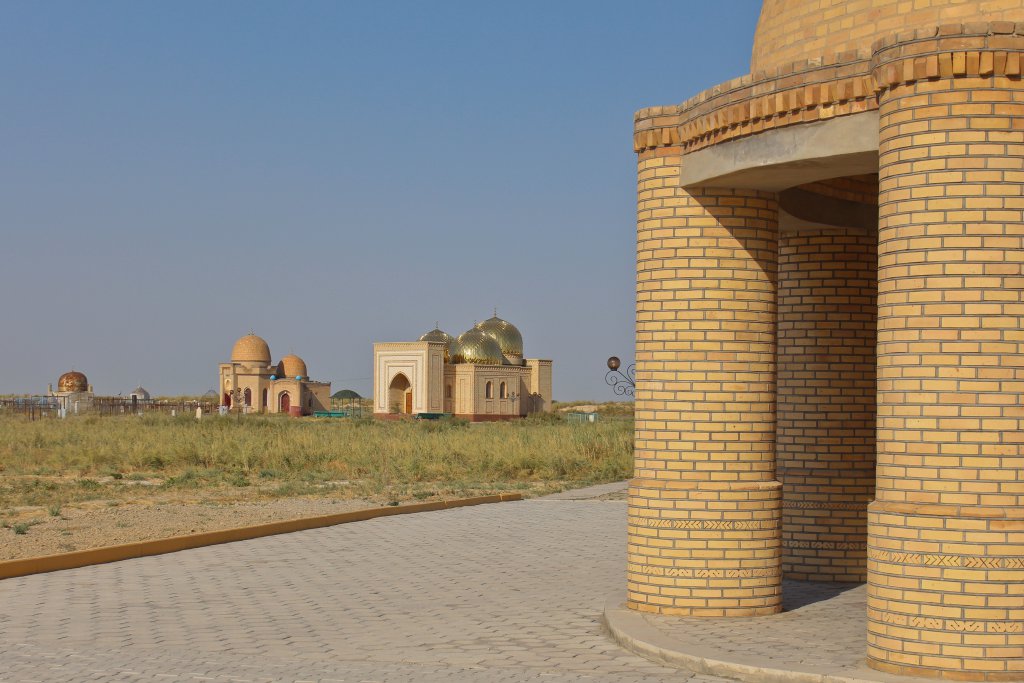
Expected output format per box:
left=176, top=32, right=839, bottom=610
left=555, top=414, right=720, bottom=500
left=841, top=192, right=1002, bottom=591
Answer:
left=0, top=492, right=522, bottom=581
left=602, top=592, right=940, bottom=683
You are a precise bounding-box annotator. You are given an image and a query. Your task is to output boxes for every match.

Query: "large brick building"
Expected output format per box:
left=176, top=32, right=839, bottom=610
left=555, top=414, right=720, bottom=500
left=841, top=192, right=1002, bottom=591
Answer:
left=630, top=1, right=1024, bottom=679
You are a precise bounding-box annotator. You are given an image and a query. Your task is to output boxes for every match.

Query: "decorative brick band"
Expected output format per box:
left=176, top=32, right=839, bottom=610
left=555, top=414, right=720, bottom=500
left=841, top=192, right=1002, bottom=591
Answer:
left=781, top=500, right=866, bottom=511
left=872, top=25, right=1024, bottom=92
left=629, top=517, right=780, bottom=531
left=869, top=548, right=1024, bottom=569
left=633, top=65, right=876, bottom=155
left=634, top=23, right=1024, bottom=159
left=628, top=564, right=781, bottom=579
left=869, top=610, right=1024, bottom=634
left=785, top=540, right=868, bottom=551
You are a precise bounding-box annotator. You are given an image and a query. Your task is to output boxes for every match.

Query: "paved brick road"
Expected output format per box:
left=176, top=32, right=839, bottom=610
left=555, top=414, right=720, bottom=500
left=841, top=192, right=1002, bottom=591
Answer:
left=0, top=485, right=729, bottom=682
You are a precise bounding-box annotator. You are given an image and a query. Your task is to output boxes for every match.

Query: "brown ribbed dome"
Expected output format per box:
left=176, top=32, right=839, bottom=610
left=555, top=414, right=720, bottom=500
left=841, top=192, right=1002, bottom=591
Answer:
left=751, top=0, right=1024, bottom=75
left=419, top=327, right=454, bottom=362
left=450, top=328, right=506, bottom=365
left=58, top=371, right=88, bottom=393
left=231, top=333, right=271, bottom=365
left=277, top=354, right=308, bottom=379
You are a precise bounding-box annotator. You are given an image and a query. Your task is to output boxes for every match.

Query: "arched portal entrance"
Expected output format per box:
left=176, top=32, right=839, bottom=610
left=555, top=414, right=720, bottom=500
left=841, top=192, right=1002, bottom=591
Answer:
left=279, top=392, right=290, bottom=413
left=388, top=373, right=412, bottom=414
left=243, top=388, right=252, bottom=407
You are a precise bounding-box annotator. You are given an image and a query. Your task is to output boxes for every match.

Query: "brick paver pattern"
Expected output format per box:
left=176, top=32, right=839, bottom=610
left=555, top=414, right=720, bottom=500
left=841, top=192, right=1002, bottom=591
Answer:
left=0, top=486, right=730, bottom=683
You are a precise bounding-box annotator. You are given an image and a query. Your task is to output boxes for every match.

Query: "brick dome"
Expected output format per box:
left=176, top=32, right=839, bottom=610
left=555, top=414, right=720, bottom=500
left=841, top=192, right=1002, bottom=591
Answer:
left=277, top=354, right=307, bottom=379
left=751, top=0, right=1024, bottom=75
left=231, top=333, right=271, bottom=365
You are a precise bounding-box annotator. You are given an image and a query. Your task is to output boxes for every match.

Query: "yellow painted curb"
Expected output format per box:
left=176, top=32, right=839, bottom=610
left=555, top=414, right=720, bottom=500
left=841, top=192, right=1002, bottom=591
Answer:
left=0, top=492, right=522, bottom=581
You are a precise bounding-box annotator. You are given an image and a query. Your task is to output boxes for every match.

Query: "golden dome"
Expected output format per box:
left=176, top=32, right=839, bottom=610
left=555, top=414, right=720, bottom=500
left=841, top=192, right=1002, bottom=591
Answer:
left=476, top=315, right=523, bottom=357
left=58, top=371, right=88, bottom=393
left=277, top=354, right=308, bottom=379
left=231, top=333, right=271, bottom=365
left=451, top=328, right=506, bottom=365
left=419, top=327, right=454, bottom=362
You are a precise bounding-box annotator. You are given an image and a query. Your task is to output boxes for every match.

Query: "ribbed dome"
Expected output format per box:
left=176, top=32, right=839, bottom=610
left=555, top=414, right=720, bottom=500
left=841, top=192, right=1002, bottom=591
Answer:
left=419, top=327, right=454, bottom=362
left=476, top=315, right=523, bottom=357
left=130, top=386, right=150, bottom=400
left=451, top=328, right=506, bottom=365
left=58, top=371, right=88, bottom=393
left=277, top=354, right=307, bottom=379
left=231, top=333, right=271, bottom=365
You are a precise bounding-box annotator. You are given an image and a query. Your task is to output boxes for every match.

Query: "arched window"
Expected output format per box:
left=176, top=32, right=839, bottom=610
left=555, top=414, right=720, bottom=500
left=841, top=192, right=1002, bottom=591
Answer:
left=485, top=381, right=493, bottom=399
left=499, top=382, right=507, bottom=399
left=262, top=388, right=268, bottom=410
left=446, top=384, right=452, bottom=399
left=243, top=388, right=252, bottom=406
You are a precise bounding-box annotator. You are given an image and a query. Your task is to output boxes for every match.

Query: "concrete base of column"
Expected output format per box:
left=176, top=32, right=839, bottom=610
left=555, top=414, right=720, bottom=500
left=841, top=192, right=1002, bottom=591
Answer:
left=627, top=478, right=782, bottom=617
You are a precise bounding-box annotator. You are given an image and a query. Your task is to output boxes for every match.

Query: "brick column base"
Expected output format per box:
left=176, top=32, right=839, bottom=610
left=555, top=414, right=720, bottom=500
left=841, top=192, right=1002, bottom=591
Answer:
left=627, top=479, right=782, bottom=617
left=867, top=502, right=1024, bottom=680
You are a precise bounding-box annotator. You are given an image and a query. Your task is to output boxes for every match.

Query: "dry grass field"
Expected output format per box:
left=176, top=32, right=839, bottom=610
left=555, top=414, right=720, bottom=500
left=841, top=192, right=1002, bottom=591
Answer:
left=0, top=405, right=632, bottom=558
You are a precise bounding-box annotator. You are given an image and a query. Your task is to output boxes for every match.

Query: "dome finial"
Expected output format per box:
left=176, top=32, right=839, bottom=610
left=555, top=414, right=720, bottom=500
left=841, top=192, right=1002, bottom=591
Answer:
left=494, top=307, right=497, bottom=317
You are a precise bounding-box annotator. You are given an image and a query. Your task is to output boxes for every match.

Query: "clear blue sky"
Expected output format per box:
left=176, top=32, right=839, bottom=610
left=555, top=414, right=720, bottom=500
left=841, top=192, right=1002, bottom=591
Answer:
left=1, top=1, right=760, bottom=400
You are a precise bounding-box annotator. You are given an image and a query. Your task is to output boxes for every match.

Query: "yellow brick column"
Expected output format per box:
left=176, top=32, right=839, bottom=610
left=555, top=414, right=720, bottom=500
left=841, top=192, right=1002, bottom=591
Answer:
left=630, top=146, right=782, bottom=617
left=870, top=33, right=1024, bottom=680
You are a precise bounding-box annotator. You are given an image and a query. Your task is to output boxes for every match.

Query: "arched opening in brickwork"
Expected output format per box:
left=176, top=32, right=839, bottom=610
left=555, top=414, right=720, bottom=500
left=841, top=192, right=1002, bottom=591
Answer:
left=388, top=373, right=411, bottom=414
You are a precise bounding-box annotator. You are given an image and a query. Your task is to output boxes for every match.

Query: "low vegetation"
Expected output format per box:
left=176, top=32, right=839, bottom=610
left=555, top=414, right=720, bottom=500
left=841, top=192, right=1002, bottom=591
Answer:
left=0, top=405, right=633, bottom=518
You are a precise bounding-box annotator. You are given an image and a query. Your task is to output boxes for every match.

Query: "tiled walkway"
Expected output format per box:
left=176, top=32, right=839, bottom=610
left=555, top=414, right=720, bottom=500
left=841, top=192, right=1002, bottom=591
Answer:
left=0, top=484, right=724, bottom=683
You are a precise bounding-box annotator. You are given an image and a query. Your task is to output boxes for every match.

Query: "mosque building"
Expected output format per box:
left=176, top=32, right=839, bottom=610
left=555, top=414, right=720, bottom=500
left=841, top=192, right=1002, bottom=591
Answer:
left=219, top=333, right=330, bottom=415
left=373, top=314, right=552, bottom=420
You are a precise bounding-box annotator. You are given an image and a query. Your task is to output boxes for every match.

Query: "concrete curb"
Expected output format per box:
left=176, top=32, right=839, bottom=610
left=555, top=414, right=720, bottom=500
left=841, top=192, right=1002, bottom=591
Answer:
left=0, top=493, right=522, bottom=581
left=602, top=592, right=929, bottom=683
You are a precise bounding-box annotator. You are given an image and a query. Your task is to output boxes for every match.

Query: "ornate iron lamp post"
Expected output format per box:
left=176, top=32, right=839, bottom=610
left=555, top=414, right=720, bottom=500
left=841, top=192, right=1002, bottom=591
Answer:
left=605, top=356, right=636, bottom=397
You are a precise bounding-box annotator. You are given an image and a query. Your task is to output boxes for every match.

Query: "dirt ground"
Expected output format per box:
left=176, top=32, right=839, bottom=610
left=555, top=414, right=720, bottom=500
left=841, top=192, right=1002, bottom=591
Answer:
left=0, top=496, right=407, bottom=561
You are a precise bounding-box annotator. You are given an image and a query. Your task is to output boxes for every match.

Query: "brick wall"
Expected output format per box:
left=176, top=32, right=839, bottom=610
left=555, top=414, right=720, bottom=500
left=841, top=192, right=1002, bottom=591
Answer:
left=778, top=229, right=877, bottom=582
left=630, top=152, right=782, bottom=616
left=869, top=54, right=1024, bottom=679
left=752, top=0, right=1024, bottom=75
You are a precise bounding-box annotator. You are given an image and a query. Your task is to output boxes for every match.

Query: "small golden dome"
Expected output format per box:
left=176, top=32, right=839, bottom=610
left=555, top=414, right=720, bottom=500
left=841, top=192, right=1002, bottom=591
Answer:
left=419, top=327, right=454, bottom=362
left=58, top=371, right=88, bottom=393
left=277, top=354, right=308, bottom=379
left=231, top=333, right=271, bottom=365
left=451, top=328, right=506, bottom=365
left=476, top=315, right=523, bottom=357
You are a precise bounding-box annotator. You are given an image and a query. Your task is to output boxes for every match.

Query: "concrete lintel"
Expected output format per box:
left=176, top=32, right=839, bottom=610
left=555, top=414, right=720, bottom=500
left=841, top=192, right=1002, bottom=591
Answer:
left=680, top=112, right=879, bottom=192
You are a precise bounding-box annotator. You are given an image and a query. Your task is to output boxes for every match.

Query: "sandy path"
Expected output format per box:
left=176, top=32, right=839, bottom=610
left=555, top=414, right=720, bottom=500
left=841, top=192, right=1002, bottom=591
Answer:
left=0, top=497, right=387, bottom=561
